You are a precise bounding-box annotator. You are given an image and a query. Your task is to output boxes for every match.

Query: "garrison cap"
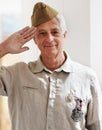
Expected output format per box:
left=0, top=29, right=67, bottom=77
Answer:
left=31, top=2, right=58, bottom=27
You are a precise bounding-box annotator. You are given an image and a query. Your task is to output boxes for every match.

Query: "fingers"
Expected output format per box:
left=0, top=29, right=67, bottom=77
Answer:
left=19, top=46, right=29, bottom=53
left=18, top=26, right=36, bottom=38
left=22, top=26, right=36, bottom=38
left=18, top=26, right=30, bottom=35
left=18, top=26, right=37, bottom=43
left=23, top=33, right=35, bottom=43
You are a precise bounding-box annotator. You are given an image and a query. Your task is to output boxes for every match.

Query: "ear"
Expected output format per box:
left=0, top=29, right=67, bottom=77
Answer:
left=63, top=31, right=67, bottom=38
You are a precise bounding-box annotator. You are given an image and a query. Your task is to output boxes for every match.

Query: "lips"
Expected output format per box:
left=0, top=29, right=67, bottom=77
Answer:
left=44, top=45, right=55, bottom=47
left=44, top=44, right=57, bottom=48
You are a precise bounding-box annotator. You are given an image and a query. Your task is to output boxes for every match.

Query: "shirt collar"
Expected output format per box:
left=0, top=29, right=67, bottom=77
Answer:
left=54, top=52, right=73, bottom=73
left=28, top=57, right=45, bottom=73
left=28, top=52, right=74, bottom=73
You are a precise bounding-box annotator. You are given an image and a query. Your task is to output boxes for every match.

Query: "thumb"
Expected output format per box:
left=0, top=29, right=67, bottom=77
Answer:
left=19, top=46, right=29, bottom=53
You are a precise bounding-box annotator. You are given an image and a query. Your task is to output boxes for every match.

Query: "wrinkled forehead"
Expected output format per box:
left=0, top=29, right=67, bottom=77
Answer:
left=36, top=18, right=61, bottom=31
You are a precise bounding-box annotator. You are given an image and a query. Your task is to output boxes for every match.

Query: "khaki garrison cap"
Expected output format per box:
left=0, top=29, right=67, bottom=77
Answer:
left=31, top=2, right=58, bottom=27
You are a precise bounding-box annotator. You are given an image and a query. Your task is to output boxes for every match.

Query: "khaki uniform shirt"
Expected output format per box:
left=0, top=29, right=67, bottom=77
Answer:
left=0, top=54, right=102, bottom=130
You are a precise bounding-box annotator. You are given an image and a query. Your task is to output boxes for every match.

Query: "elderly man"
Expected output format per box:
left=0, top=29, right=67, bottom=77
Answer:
left=0, top=2, right=102, bottom=130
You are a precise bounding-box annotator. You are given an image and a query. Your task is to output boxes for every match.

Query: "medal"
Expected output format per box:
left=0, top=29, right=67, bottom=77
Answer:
left=71, top=99, right=83, bottom=122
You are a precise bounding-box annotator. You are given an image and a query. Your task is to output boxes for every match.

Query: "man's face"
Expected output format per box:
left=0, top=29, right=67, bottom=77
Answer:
left=34, top=18, right=67, bottom=58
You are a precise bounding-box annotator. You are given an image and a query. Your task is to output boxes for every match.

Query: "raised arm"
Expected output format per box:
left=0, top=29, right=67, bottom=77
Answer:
left=0, top=26, right=36, bottom=58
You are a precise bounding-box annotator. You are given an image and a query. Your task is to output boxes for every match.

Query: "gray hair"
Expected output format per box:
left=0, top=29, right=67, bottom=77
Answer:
left=55, top=14, right=67, bottom=33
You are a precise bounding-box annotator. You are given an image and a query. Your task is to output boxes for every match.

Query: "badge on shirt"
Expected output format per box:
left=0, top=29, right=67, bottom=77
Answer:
left=71, top=98, right=83, bottom=122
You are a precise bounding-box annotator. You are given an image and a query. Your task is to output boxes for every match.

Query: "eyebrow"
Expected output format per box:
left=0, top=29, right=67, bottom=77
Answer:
left=51, top=28, right=60, bottom=31
left=38, top=27, right=60, bottom=32
left=37, top=29, right=46, bottom=33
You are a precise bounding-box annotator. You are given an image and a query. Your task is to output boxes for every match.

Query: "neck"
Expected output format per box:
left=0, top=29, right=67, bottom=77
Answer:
left=41, top=52, right=66, bottom=71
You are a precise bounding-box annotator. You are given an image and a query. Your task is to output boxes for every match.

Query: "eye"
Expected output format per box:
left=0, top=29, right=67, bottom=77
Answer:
left=52, top=31, right=61, bottom=36
left=53, top=31, right=59, bottom=34
left=39, top=31, right=47, bottom=35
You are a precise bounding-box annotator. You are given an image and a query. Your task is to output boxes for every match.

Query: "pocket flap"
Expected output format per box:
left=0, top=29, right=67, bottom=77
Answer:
left=23, top=83, right=38, bottom=89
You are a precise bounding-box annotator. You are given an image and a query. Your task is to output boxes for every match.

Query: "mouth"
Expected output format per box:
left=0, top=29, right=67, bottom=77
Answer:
left=44, top=45, right=55, bottom=47
left=44, top=44, right=57, bottom=48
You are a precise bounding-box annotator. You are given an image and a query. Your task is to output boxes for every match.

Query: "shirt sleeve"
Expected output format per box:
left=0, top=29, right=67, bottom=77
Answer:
left=86, top=72, right=102, bottom=130
left=0, top=66, right=13, bottom=96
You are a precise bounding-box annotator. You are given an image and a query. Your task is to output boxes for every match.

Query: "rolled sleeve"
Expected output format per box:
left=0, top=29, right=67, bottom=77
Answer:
left=0, top=66, right=13, bottom=96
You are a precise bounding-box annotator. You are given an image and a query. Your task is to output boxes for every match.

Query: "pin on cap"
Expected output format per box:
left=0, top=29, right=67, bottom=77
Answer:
left=31, top=2, right=58, bottom=27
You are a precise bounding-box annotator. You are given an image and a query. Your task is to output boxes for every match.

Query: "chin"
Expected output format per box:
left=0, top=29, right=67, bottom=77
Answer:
left=46, top=52, right=58, bottom=58
left=48, top=50, right=57, bottom=54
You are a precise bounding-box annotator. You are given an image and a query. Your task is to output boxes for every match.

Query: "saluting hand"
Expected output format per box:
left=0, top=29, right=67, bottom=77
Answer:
left=1, top=26, right=36, bottom=55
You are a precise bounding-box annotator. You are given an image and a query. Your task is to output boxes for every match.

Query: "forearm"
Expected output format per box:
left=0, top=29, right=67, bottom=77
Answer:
left=0, top=41, right=8, bottom=58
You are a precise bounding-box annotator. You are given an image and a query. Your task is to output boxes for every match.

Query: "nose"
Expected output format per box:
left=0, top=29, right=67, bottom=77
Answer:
left=46, top=33, right=54, bottom=42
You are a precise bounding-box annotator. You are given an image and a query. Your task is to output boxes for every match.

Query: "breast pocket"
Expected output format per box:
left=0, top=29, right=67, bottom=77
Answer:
left=23, top=84, right=38, bottom=90
left=22, top=78, right=47, bottom=103
left=21, top=83, right=43, bottom=122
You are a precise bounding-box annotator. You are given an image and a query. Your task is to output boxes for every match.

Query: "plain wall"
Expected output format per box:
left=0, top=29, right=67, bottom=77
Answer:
left=63, top=0, right=90, bottom=65
left=90, top=0, right=102, bottom=86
